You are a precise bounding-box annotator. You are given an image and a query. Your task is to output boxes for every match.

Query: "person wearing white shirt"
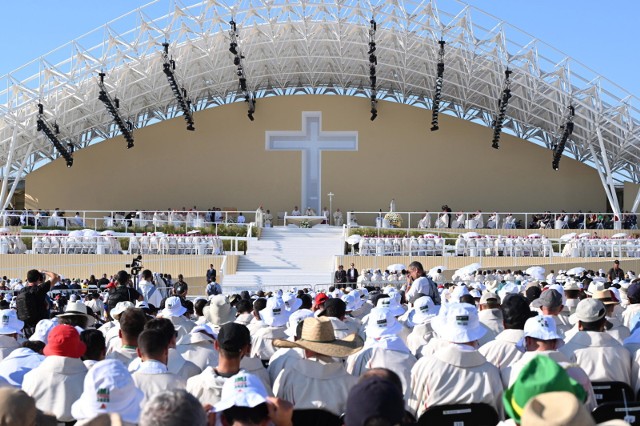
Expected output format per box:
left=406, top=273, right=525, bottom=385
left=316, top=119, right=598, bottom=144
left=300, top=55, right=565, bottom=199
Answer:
left=333, top=209, right=344, bottom=226
left=290, top=206, right=301, bottom=216
left=237, top=213, right=246, bottom=224
left=138, top=270, right=163, bottom=309
left=405, top=261, right=440, bottom=305
left=417, top=212, right=431, bottom=229
left=560, top=299, right=632, bottom=385
left=408, top=303, right=503, bottom=418
left=132, top=328, right=186, bottom=404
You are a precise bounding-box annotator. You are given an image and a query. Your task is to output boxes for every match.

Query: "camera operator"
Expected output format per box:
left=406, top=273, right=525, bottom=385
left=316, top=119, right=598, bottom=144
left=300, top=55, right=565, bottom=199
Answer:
left=16, top=269, right=60, bottom=337
left=106, top=270, right=143, bottom=317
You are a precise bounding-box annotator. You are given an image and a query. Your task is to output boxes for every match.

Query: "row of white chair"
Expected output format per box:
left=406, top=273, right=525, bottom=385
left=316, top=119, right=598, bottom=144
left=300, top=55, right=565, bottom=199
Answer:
left=32, top=236, right=121, bottom=254
left=128, top=236, right=225, bottom=255
left=562, top=239, right=640, bottom=258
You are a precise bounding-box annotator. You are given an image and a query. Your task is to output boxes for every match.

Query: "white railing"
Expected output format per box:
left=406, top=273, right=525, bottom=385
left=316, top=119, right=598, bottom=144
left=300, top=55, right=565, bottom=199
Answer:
left=0, top=209, right=262, bottom=234
left=346, top=211, right=636, bottom=232
left=0, top=233, right=248, bottom=255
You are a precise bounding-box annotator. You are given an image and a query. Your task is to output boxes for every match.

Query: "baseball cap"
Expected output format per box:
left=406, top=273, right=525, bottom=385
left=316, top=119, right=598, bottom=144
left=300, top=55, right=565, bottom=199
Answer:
left=627, top=282, right=640, bottom=301
left=314, top=293, right=329, bottom=306
left=217, top=323, right=250, bottom=353
left=523, top=315, right=562, bottom=341
left=538, top=289, right=563, bottom=309
left=480, top=292, right=500, bottom=305
left=573, top=299, right=606, bottom=323
left=344, top=377, right=404, bottom=426
left=213, top=372, right=268, bottom=413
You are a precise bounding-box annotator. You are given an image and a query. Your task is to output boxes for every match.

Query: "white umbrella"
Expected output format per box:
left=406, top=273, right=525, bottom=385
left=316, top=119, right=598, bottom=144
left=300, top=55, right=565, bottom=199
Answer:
left=68, top=230, right=83, bottom=237
left=560, top=232, right=576, bottom=242
left=47, top=229, right=63, bottom=235
left=567, top=267, right=586, bottom=275
left=186, top=230, right=201, bottom=235
left=528, top=233, right=541, bottom=238
left=462, top=232, right=479, bottom=239
left=428, top=265, right=446, bottom=276
left=612, top=233, right=628, bottom=239
left=346, top=234, right=362, bottom=245
left=454, top=262, right=481, bottom=278
left=578, top=233, right=591, bottom=238
left=82, top=229, right=99, bottom=237
left=387, top=263, right=407, bottom=272
left=100, top=230, right=114, bottom=236
left=525, top=266, right=545, bottom=276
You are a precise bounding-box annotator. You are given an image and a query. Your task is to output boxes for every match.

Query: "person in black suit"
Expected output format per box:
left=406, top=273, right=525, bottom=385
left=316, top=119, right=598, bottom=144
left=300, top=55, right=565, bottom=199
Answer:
left=347, top=263, right=359, bottom=284
left=334, top=265, right=347, bottom=289
left=206, top=264, right=217, bottom=283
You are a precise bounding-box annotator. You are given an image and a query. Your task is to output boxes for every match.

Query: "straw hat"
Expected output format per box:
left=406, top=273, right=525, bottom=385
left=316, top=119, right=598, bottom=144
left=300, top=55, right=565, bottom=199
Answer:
left=273, top=317, right=363, bottom=358
left=58, top=301, right=96, bottom=327
left=521, top=391, right=628, bottom=425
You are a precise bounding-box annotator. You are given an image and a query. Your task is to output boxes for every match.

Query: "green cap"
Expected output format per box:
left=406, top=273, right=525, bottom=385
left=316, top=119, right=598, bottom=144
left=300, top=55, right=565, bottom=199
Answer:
left=503, top=355, right=587, bottom=423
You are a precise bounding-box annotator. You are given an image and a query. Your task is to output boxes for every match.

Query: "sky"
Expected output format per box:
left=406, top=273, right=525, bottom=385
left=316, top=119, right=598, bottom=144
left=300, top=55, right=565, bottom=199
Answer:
left=0, top=0, right=639, bottom=97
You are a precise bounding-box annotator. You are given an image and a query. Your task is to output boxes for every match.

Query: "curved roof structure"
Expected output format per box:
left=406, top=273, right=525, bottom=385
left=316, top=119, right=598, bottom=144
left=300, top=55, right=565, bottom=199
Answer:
left=1, top=0, right=639, bottom=212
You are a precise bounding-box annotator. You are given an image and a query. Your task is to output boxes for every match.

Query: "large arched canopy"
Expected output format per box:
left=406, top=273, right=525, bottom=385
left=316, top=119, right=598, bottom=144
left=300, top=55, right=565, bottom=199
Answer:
left=1, top=0, right=639, bottom=213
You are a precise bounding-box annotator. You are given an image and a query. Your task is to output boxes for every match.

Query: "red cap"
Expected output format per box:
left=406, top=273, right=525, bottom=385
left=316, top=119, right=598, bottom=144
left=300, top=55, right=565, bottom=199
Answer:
left=314, top=293, right=329, bottom=306
left=43, top=324, right=86, bottom=358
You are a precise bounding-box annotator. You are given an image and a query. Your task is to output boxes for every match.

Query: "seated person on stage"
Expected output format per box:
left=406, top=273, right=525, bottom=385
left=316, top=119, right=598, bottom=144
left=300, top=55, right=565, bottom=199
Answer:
left=486, top=212, right=498, bottom=229
left=290, top=206, right=301, bottom=216
left=418, top=212, right=431, bottom=229
left=237, top=213, right=246, bottom=224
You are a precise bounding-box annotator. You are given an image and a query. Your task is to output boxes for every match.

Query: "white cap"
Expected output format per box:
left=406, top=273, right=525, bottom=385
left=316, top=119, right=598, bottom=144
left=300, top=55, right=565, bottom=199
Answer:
left=341, top=293, right=358, bottom=312
left=366, top=307, right=402, bottom=338
left=259, top=297, right=289, bottom=327
left=0, top=309, right=23, bottom=335
left=431, top=303, right=486, bottom=344
left=29, top=318, right=59, bottom=343
left=161, top=296, right=187, bottom=318
left=71, top=359, right=144, bottom=423
left=214, top=372, right=268, bottom=413
left=523, top=315, right=562, bottom=341
left=284, top=309, right=314, bottom=338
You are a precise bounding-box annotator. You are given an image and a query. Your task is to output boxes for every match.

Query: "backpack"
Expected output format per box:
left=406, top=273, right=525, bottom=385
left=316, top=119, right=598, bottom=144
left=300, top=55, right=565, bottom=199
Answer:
left=206, top=282, right=221, bottom=296
left=15, top=286, right=48, bottom=326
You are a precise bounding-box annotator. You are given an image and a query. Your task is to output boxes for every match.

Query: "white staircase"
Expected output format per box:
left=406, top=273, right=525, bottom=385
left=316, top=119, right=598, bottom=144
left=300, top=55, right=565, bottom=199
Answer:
left=222, top=226, right=343, bottom=292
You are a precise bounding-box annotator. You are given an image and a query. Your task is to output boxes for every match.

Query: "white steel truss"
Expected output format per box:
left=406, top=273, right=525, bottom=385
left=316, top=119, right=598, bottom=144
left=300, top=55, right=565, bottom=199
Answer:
left=0, top=0, right=639, bottom=212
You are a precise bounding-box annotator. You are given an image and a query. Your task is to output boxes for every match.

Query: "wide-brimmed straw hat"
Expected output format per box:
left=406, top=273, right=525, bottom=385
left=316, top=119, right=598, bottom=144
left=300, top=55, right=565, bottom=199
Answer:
left=273, top=317, right=363, bottom=357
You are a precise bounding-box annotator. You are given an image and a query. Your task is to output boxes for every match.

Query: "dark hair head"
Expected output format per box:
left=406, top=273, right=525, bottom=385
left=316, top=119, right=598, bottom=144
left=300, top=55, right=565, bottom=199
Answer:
left=115, top=270, right=130, bottom=285
left=235, top=299, right=253, bottom=314
left=299, top=294, right=312, bottom=310
left=194, top=299, right=207, bottom=317
left=57, top=314, right=88, bottom=330
left=138, top=328, right=170, bottom=358
left=323, top=298, right=347, bottom=318
left=144, top=318, right=176, bottom=345
left=371, top=293, right=389, bottom=307
left=501, top=294, right=537, bottom=329
left=27, top=269, right=42, bottom=284
left=408, top=261, right=425, bottom=274
left=580, top=316, right=607, bottom=332
left=253, top=298, right=267, bottom=313
left=221, top=403, right=269, bottom=425
left=142, top=269, right=153, bottom=280
left=80, top=329, right=106, bottom=361
left=22, top=340, right=45, bottom=354
left=459, top=294, right=476, bottom=305
left=119, top=308, right=147, bottom=339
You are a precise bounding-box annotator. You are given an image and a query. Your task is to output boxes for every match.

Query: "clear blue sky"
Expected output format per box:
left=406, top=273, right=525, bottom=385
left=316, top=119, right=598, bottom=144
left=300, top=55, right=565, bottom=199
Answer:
left=1, top=1, right=639, bottom=97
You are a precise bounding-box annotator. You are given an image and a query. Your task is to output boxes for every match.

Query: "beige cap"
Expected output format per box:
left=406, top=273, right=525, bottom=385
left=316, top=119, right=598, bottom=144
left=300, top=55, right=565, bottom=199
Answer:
left=521, top=391, right=628, bottom=426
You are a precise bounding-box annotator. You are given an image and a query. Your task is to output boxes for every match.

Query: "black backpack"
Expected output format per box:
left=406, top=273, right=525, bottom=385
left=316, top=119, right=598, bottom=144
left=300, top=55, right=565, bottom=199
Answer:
left=16, top=286, right=48, bottom=326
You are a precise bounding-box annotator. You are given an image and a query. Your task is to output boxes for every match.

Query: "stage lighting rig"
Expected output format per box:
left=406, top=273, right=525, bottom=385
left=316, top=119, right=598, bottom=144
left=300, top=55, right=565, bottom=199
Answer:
left=491, top=69, right=513, bottom=149
left=97, top=72, right=134, bottom=149
left=36, top=103, right=74, bottom=167
left=229, top=20, right=256, bottom=121
left=162, top=42, right=195, bottom=131
left=552, top=105, right=575, bottom=171
left=430, top=40, right=446, bottom=131
left=368, top=19, right=378, bottom=121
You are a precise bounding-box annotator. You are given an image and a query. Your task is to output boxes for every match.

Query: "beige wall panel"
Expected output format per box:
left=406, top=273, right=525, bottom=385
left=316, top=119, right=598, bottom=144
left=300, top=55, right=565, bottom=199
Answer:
left=26, top=95, right=605, bottom=215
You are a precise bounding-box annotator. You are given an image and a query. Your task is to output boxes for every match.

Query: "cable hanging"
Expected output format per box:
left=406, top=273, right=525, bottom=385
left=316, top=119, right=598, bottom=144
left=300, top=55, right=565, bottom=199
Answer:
left=430, top=40, right=446, bottom=131
left=98, top=72, right=134, bottom=149
left=229, top=19, right=256, bottom=121
left=36, top=103, right=74, bottom=167
left=552, top=105, right=575, bottom=171
left=491, top=69, right=513, bottom=149
left=162, top=42, right=195, bottom=131
left=368, top=18, right=378, bottom=121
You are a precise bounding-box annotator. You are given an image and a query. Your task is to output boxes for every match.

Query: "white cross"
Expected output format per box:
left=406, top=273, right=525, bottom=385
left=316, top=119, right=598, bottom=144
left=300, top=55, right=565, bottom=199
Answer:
left=266, top=112, right=358, bottom=213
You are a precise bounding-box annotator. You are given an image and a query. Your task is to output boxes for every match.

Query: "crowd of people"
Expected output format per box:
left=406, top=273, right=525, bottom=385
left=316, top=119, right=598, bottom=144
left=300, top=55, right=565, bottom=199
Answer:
left=0, top=260, right=636, bottom=424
